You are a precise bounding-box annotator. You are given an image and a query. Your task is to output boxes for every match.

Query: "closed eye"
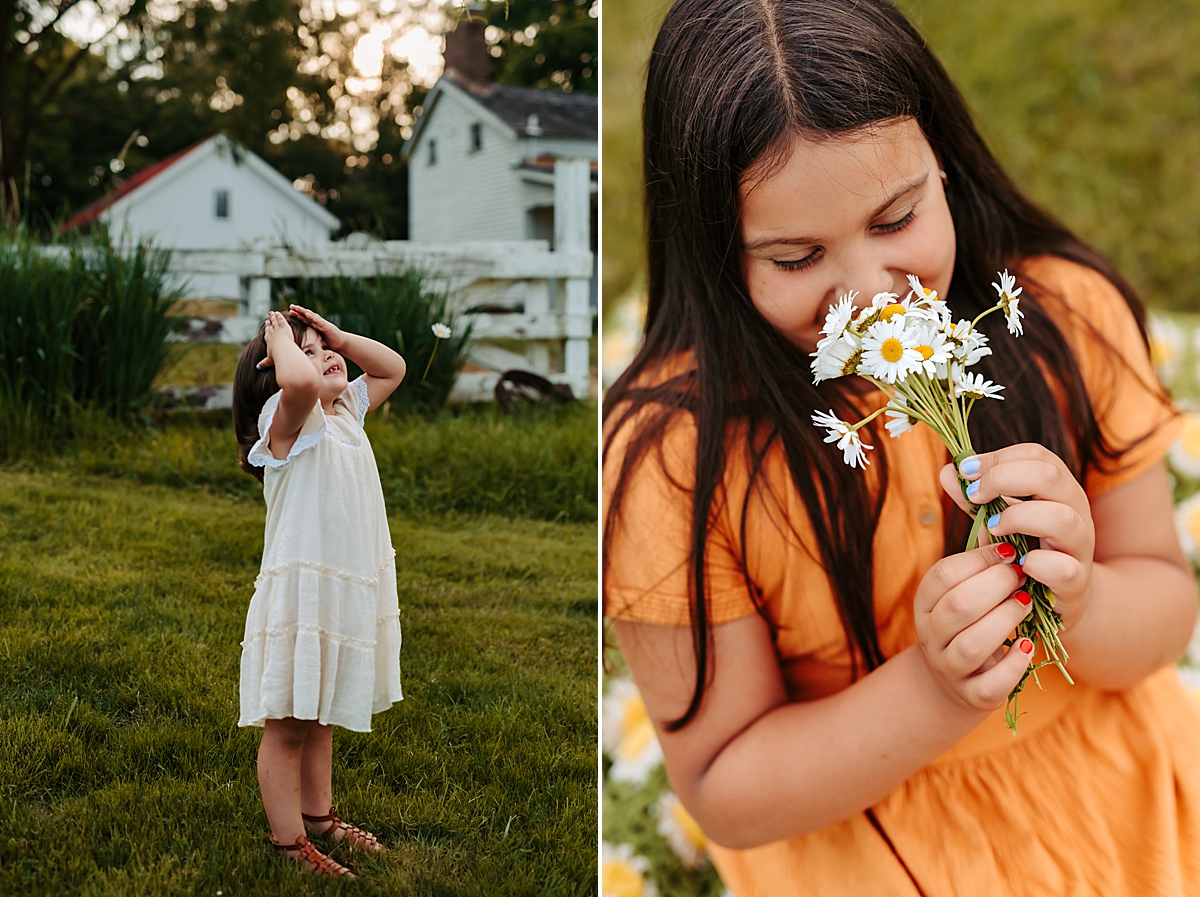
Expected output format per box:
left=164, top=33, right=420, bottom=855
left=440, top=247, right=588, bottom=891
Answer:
left=872, top=209, right=915, bottom=234
left=773, top=248, right=823, bottom=272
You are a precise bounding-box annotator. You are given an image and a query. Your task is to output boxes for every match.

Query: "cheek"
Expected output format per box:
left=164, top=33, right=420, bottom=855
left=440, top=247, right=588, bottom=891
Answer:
left=745, top=262, right=824, bottom=341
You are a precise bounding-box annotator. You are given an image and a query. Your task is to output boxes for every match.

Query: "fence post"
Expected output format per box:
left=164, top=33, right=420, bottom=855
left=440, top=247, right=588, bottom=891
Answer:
left=241, top=276, right=272, bottom=319
left=554, top=157, right=592, bottom=399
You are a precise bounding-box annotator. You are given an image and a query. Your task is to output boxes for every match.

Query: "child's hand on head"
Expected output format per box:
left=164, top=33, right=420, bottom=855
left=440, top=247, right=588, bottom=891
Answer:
left=256, top=310, right=290, bottom=370
left=939, top=445, right=1096, bottom=632
left=914, top=541, right=1036, bottom=711
left=288, top=305, right=347, bottom=352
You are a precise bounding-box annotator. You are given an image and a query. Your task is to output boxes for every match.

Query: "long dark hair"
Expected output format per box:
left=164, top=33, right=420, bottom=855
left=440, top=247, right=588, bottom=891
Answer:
left=232, top=317, right=309, bottom=482
left=603, top=0, right=1165, bottom=729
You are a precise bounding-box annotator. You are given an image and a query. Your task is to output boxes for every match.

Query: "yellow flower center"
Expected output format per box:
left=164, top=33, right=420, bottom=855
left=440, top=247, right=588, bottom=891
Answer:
left=1184, top=415, right=1200, bottom=457
left=881, top=338, right=905, bottom=363
left=917, top=345, right=934, bottom=361
left=1187, top=503, right=1200, bottom=549
left=602, top=860, right=646, bottom=897
left=879, top=303, right=906, bottom=321
left=923, top=287, right=935, bottom=297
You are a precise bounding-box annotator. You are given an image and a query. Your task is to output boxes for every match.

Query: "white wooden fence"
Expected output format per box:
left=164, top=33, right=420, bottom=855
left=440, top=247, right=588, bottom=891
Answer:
left=170, top=156, right=595, bottom=403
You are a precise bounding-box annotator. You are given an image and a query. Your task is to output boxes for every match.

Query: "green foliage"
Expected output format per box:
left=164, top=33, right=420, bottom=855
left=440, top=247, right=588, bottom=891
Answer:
left=483, top=0, right=599, bottom=94
left=0, top=470, right=597, bottom=894
left=19, top=402, right=596, bottom=523
left=275, top=272, right=471, bottom=415
left=0, top=237, right=182, bottom=455
left=604, top=0, right=1200, bottom=316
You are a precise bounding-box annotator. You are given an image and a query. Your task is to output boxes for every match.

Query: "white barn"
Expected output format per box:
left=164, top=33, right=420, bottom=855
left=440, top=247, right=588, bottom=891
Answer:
left=63, top=134, right=340, bottom=302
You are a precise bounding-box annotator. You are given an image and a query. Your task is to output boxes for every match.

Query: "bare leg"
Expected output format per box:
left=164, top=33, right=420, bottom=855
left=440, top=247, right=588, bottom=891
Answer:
left=300, top=722, right=334, bottom=830
left=258, top=717, right=312, bottom=845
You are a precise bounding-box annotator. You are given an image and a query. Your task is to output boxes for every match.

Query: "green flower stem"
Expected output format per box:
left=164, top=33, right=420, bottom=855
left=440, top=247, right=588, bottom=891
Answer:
left=421, top=338, right=442, bottom=380
left=952, top=447, right=1073, bottom=733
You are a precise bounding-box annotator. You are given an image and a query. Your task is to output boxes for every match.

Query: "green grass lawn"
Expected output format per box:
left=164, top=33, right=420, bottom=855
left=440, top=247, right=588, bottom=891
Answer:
left=0, top=469, right=597, bottom=895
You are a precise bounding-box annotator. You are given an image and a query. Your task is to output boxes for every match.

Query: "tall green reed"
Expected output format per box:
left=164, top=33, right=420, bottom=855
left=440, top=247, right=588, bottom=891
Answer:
left=0, top=234, right=181, bottom=458
left=276, top=270, right=470, bottom=414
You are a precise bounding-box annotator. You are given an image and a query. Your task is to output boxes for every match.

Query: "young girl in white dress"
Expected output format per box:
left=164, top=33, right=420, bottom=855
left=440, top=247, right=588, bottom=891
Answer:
left=231, top=306, right=407, bottom=879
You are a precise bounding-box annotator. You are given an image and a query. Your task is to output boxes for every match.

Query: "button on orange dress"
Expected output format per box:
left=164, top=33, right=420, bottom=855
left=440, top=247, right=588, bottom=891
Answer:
left=604, top=257, right=1200, bottom=896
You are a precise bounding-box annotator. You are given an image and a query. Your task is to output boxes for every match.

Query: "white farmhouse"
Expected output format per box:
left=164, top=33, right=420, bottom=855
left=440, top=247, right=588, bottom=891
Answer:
left=63, top=133, right=340, bottom=302
left=404, top=25, right=597, bottom=305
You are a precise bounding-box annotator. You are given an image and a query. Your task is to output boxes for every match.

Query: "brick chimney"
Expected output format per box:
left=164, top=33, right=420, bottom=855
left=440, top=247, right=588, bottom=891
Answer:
left=443, top=17, right=489, bottom=90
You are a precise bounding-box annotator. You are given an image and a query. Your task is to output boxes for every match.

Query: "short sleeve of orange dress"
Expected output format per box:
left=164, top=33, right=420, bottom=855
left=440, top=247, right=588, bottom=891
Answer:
left=604, top=258, right=1200, bottom=897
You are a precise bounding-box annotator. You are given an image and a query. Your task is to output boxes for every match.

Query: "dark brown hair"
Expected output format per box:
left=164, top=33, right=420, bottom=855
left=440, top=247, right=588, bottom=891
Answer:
left=232, top=317, right=310, bottom=482
left=603, top=0, right=1164, bottom=729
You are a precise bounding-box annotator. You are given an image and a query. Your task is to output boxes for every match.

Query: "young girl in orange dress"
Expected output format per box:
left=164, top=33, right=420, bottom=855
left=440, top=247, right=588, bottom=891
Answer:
left=602, top=1, right=1200, bottom=894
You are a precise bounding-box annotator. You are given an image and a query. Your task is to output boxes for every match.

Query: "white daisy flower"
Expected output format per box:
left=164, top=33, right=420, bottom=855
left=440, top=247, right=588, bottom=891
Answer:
left=884, top=397, right=916, bottom=438
left=991, top=270, right=1024, bottom=337
left=943, top=319, right=992, bottom=367
left=861, top=317, right=922, bottom=384
left=1168, top=412, right=1200, bottom=480
left=1174, top=491, right=1200, bottom=563
left=1147, top=314, right=1184, bottom=382
left=955, top=370, right=1005, bottom=401
left=906, top=273, right=939, bottom=303
left=817, top=292, right=859, bottom=347
left=432, top=322, right=452, bottom=339
left=907, top=323, right=953, bottom=377
left=602, top=679, right=663, bottom=785
left=812, top=410, right=873, bottom=468
left=602, top=842, right=659, bottom=897
left=810, top=333, right=861, bottom=383
left=656, top=792, right=708, bottom=869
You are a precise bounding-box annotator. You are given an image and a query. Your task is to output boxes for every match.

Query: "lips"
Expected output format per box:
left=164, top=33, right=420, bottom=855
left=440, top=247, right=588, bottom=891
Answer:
left=324, top=363, right=343, bottom=377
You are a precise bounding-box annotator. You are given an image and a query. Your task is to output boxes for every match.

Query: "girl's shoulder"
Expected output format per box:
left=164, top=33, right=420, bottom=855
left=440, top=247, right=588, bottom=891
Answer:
left=1019, top=254, right=1136, bottom=335
left=331, top=376, right=371, bottom=428
left=246, top=390, right=327, bottom=471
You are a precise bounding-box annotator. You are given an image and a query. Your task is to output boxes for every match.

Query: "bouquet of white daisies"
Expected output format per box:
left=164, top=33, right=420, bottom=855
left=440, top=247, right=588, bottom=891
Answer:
left=809, top=272, right=1068, bottom=731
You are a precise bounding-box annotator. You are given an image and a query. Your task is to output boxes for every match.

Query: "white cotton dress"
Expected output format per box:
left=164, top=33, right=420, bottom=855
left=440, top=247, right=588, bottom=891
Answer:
left=238, top=376, right=403, bottom=733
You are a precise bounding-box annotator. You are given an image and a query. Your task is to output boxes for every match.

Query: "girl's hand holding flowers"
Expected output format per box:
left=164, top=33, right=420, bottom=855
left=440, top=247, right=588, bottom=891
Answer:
left=914, top=541, right=1035, bottom=712
left=943, top=445, right=1096, bottom=633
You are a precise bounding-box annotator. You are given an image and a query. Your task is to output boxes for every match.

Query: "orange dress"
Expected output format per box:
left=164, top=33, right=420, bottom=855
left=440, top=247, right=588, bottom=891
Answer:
left=604, top=257, right=1200, bottom=896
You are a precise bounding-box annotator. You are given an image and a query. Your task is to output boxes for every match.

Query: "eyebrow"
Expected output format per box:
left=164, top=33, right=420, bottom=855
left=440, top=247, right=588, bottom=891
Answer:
left=742, top=171, right=930, bottom=252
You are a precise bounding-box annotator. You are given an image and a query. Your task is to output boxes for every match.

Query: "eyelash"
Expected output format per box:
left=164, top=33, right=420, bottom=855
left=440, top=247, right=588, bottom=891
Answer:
left=771, top=210, right=917, bottom=272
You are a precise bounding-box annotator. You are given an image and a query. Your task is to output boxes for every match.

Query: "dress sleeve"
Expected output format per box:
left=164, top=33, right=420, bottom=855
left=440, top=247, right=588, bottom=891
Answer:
left=336, top=376, right=370, bottom=427
left=604, top=408, right=758, bottom=627
left=1025, top=256, right=1180, bottom=496
left=247, top=390, right=327, bottom=468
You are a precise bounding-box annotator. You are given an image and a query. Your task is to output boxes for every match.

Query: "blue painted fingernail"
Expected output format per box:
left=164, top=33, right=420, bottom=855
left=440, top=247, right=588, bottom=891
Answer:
left=987, top=513, right=1000, bottom=529
left=1018, top=553, right=1027, bottom=565
left=959, top=457, right=980, bottom=476
left=966, top=481, right=980, bottom=499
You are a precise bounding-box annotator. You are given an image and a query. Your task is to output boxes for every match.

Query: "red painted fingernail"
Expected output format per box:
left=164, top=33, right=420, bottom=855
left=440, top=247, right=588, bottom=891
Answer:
left=1014, top=590, right=1031, bottom=607
left=1018, top=638, right=1034, bottom=655
left=996, top=543, right=1016, bottom=561
left=1011, top=563, right=1024, bottom=577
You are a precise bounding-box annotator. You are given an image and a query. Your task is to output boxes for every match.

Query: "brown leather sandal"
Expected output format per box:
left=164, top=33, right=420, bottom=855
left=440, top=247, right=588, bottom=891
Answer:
left=269, top=833, right=356, bottom=878
left=303, top=806, right=386, bottom=854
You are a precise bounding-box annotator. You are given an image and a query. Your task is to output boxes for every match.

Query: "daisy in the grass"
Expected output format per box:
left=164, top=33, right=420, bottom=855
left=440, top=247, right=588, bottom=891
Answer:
left=1147, top=314, right=1184, bottom=383
left=603, top=678, right=664, bottom=784
left=602, top=842, right=659, bottom=897
left=1173, top=491, right=1200, bottom=564
left=1168, top=410, right=1200, bottom=480
left=809, top=271, right=1067, bottom=732
left=656, top=792, right=709, bottom=869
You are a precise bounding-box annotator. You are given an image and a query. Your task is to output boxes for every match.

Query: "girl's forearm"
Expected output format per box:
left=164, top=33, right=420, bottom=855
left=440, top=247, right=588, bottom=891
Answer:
left=690, top=645, right=988, bottom=849
left=272, top=338, right=321, bottom=394
left=1059, top=558, right=1197, bottom=690
left=338, top=332, right=407, bottom=382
